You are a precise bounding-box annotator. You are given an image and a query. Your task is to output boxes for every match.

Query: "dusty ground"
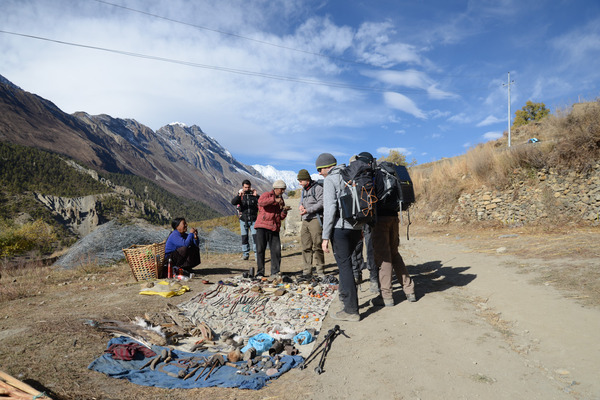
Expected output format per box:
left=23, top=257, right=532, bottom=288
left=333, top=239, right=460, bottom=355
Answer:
left=1, top=202, right=600, bottom=399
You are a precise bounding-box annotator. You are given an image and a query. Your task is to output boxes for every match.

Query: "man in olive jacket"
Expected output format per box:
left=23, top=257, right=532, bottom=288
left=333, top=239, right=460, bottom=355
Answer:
left=298, top=169, right=325, bottom=276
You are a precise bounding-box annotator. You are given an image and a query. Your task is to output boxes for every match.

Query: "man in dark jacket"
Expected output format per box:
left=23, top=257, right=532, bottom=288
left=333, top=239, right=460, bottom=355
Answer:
left=231, top=180, right=259, bottom=260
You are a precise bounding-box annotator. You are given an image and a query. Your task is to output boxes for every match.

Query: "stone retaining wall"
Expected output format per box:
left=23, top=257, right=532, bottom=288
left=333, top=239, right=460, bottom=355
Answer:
left=420, top=164, right=600, bottom=225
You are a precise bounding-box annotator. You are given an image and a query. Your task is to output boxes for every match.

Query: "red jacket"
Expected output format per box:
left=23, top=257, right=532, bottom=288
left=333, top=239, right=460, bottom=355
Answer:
left=254, top=190, right=288, bottom=232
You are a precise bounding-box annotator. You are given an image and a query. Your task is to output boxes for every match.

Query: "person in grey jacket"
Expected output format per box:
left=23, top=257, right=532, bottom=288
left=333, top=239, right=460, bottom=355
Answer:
left=318, top=153, right=362, bottom=322
left=298, top=169, right=325, bottom=276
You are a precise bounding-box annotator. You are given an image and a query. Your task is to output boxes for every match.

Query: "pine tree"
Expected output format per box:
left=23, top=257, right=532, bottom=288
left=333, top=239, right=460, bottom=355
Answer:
left=513, top=101, right=550, bottom=127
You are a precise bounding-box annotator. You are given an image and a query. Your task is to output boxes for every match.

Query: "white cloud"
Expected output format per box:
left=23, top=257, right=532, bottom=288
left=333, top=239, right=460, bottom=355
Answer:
left=365, top=70, right=454, bottom=100
left=394, top=129, right=406, bottom=135
left=427, top=84, right=456, bottom=100
left=448, top=113, right=471, bottom=124
left=482, top=131, right=503, bottom=140
left=430, top=110, right=451, bottom=119
left=477, top=115, right=503, bottom=127
left=483, top=78, right=507, bottom=107
left=368, top=69, right=429, bottom=88
left=530, top=76, right=572, bottom=101
left=383, top=92, right=426, bottom=119
left=552, top=18, right=600, bottom=67
left=354, top=22, right=424, bottom=67
left=376, top=147, right=412, bottom=156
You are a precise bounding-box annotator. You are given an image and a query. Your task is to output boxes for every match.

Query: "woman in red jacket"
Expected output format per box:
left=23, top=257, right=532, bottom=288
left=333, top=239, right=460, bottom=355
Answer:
left=254, top=180, right=290, bottom=277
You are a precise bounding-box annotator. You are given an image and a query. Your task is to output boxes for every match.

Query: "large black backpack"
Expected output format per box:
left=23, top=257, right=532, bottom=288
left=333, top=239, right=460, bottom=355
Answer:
left=377, top=161, right=415, bottom=211
left=337, top=160, right=377, bottom=227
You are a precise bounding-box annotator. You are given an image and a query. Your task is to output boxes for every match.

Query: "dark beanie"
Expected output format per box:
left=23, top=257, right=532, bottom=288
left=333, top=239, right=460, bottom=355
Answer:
left=297, top=169, right=311, bottom=181
left=315, top=153, right=337, bottom=170
left=356, top=151, right=374, bottom=163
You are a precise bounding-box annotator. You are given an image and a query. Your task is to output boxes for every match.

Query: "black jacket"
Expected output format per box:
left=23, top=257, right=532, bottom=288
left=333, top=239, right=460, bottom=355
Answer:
left=231, top=192, right=259, bottom=223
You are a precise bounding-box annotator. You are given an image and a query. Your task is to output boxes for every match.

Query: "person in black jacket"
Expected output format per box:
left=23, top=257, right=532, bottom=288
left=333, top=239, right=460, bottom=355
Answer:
left=231, top=180, right=259, bottom=260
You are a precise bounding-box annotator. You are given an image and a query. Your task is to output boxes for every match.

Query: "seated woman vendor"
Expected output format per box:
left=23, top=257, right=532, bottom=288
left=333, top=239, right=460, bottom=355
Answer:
left=164, top=217, right=200, bottom=273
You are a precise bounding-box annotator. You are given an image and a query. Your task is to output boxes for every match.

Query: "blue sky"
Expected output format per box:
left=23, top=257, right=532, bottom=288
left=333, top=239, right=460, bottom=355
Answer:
left=1, top=0, right=600, bottom=174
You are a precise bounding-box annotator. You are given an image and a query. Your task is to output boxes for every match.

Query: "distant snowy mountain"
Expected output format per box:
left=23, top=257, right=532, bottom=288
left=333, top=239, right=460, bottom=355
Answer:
left=252, top=165, right=302, bottom=190
left=252, top=165, right=323, bottom=191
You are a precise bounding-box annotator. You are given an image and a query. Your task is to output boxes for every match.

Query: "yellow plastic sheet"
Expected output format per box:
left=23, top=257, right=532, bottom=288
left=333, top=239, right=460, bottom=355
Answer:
left=139, top=280, right=190, bottom=298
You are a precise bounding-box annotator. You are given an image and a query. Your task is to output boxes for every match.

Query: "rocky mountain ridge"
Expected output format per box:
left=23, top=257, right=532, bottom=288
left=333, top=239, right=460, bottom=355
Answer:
left=0, top=74, right=270, bottom=216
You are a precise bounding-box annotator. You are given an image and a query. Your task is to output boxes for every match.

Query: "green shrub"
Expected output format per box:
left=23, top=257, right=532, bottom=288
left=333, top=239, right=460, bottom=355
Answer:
left=0, top=219, right=58, bottom=257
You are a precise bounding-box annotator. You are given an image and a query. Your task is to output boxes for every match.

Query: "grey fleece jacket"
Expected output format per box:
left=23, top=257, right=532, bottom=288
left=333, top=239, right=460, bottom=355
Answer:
left=321, top=164, right=361, bottom=240
left=300, top=180, right=324, bottom=221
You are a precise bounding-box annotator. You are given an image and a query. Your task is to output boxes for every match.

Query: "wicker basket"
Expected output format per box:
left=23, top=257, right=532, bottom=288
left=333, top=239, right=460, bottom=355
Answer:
left=122, top=241, right=166, bottom=281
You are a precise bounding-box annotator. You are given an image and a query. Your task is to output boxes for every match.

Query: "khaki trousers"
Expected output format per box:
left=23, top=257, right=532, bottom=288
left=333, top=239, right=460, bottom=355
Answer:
left=300, top=218, right=325, bottom=274
left=372, top=216, right=414, bottom=299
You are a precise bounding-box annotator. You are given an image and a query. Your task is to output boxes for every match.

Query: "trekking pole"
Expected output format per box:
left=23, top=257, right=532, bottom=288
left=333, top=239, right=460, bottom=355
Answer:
left=314, top=324, right=347, bottom=374
left=298, top=337, right=329, bottom=370
left=298, top=325, right=341, bottom=370
left=314, top=331, right=335, bottom=374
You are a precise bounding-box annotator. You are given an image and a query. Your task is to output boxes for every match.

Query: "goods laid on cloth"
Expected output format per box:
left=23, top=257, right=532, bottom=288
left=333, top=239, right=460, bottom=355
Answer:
left=123, top=241, right=166, bottom=281
left=88, top=336, right=303, bottom=390
left=0, top=370, right=52, bottom=399
left=176, top=278, right=338, bottom=356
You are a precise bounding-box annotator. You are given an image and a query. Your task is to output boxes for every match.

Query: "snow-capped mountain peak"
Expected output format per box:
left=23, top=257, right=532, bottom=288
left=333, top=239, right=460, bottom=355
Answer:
left=252, top=165, right=302, bottom=190
left=169, top=121, right=188, bottom=128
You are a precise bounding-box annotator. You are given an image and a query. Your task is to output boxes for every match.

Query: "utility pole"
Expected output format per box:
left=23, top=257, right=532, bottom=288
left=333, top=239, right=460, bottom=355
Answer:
left=503, top=72, right=515, bottom=147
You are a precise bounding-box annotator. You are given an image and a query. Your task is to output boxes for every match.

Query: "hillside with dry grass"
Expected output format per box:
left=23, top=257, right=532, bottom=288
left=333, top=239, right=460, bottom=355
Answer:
left=410, top=100, right=600, bottom=226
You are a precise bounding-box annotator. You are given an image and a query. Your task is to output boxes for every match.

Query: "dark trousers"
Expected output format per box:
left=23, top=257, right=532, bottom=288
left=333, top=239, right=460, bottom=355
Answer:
left=255, top=228, right=281, bottom=276
left=164, top=245, right=200, bottom=275
left=351, top=236, right=364, bottom=278
left=331, top=228, right=362, bottom=315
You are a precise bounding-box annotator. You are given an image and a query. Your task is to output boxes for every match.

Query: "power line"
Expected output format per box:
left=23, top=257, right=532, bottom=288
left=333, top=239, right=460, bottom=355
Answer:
left=92, top=0, right=493, bottom=80
left=1, top=29, right=471, bottom=95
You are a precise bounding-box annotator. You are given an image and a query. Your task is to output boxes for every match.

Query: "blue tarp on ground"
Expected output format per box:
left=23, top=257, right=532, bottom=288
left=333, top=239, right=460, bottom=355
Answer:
left=88, top=336, right=304, bottom=390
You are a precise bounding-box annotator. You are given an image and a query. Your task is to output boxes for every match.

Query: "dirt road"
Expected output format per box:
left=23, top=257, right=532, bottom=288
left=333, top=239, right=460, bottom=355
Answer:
left=300, top=232, right=600, bottom=400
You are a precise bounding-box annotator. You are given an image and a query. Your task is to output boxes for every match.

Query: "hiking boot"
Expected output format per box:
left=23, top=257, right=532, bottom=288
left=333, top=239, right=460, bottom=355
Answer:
left=372, top=296, right=394, bottom=307
left=369, top=280, right=379, bottom=294
left=406, top=293, right=417, bottom=303
left=242, top=254, right=249, bottom=260
left=330, top=310, right=360, bottom=322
